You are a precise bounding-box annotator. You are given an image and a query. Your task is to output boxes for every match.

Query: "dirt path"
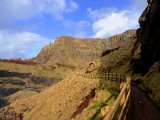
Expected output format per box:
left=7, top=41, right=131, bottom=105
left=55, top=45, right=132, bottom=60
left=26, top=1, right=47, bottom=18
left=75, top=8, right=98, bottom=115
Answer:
left=127, top=85, right=160, bottom=120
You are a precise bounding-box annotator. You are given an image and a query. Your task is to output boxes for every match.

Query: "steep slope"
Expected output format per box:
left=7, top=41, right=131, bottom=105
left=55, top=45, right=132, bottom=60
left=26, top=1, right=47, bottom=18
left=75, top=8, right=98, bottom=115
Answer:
left=97, top=0, right=160, bottom=107
left=34, top=31, right=136, bottom=73
left=0, top=74, right=123, bottom=120
left=98, top=30, right=137, bottom=73
left=130, top=0, right=160, bottom=106
left=132, top=0, right=160, bottom=74
left=0, top=62, right=61, bottom=109
left=0, top=30, right=136, bottom=120
left=1, top=1, right=160, bottom=119
left=0, top=76, right=99, bottom=120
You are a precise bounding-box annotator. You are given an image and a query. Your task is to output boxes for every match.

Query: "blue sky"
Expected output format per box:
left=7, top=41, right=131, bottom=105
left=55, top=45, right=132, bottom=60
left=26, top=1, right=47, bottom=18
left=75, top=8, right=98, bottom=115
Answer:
left=0, top=0, right=147, bottom=59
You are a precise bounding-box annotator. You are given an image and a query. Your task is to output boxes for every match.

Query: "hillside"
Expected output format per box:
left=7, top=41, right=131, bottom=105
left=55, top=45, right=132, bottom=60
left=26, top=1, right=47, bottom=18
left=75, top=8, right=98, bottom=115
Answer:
left=0, top=61, right=61, bottom=109
left=1, top=0, right=160, bottom=120
left=0, top=30, right=136, bottom=120
left=34, top=31, right=135, bottom=73
left=1, top=1, right=160, bottom=118
left=96, top=0, right=160, bottom=107
left=0, top=76, right=114, bottom=120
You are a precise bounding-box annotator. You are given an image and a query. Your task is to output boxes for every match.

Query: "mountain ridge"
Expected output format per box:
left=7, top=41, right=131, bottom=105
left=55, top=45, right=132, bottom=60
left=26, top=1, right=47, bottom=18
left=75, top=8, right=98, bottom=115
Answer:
left=34, top=30, right=136, bottom=73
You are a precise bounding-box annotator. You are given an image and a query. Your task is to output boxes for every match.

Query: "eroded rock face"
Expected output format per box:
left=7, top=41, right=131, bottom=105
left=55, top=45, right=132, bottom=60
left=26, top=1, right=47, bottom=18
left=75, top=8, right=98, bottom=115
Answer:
left=34, top=36, right=109, bottom=71
left=34, top=33, right=135, bottom=72
left=131, top=0, right=160, bottom=106
left=99, top=30, right=137, bottom=73
left=136, top=0, right=160, bottom=74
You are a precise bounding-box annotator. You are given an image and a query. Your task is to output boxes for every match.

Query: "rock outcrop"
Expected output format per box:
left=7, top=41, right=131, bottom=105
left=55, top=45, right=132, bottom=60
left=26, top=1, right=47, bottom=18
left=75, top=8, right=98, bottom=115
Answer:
left=133, top=0, right=160, bottom=74
left=131, top=0, right=160, bottom=106
left=99, top=30, right=137, bottom=73
left=34, top=31, right=136, bottom=73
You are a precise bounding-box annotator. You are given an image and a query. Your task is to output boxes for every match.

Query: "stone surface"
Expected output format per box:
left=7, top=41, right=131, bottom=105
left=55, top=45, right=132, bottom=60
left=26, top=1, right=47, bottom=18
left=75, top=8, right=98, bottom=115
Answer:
left=34, top=32, right=135, bottom=73
left=131, top=0, right=160, bottom=106
left=134, top=0, right=160, bottom=74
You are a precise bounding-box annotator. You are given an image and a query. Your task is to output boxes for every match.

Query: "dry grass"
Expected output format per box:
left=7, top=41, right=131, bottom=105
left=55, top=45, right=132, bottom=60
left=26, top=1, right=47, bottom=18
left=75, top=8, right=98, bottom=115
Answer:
left=7, top=90, right=37, bottom=103
left=73, top=90, right=112, bottom=120
left=1, top=75, right=120, bottom=120
left=0, top=61, right=68, bottom=78
left=7, top=76, right=99, bottom=120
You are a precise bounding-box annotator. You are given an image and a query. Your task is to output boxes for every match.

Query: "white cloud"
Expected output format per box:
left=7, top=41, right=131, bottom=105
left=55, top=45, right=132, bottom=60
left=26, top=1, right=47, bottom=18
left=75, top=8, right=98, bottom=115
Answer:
left=0, top=0, right=79, bottom=59
left=89, top=0, right=147, bottom=38
left=91, top=10, right=139, bottom=37
left=0, top=30, right=51, bottom=59
left=0, top=0, right=79, bottom=27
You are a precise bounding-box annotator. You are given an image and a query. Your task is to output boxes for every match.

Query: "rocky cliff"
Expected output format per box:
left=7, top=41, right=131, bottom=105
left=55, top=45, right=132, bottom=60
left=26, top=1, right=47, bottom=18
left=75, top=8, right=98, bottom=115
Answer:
left=131, top=0, right=160, bottom=106
left=34, top=31, right=135, bottom=73
left=99, top=30, right=136, bottom=73
left=132, top=0, right=160, bottom=74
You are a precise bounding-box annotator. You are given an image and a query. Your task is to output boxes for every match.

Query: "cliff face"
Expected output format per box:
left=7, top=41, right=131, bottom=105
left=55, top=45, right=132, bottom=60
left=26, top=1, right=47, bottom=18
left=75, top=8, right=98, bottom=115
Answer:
left=134, top=0, right=160, bottom=74
left=97, top=30, right=136, bottom=73
left=131, top=0, right=160, bottom=106
left=34, top=36, right=107, bottom=70
left=34, top=32, right=135, bottom=72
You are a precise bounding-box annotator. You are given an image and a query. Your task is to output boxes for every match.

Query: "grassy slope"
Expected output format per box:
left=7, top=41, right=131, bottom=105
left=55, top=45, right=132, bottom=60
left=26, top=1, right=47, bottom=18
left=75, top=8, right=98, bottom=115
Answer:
left=0, top=31, right=136, bottom=118
left=7, top=76, right=99, bottom=120
left=0, top=61, right=68, bottom=78
left=0, top=74, right=122, bottom=120
left=74, top=90, right=115, bottom=120
left=0, top=61, right=68, bottom=107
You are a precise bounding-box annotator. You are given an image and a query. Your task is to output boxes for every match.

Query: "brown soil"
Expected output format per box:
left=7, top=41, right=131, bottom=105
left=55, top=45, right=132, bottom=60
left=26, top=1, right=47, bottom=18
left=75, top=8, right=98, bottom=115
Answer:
left=127, top=84, right=160, bottom=120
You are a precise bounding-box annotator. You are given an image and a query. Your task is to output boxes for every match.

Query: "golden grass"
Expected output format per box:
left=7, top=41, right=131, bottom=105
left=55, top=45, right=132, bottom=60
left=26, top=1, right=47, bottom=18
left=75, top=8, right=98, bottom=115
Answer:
left=0, top=62, right=68, bottom=78
left=0, top=61, right=121, bottom=119
left=8, top=76, right=99, bottom=120
left=7, top=90, right=37, bottom=103
left=73, top=89, right=115, bottom=120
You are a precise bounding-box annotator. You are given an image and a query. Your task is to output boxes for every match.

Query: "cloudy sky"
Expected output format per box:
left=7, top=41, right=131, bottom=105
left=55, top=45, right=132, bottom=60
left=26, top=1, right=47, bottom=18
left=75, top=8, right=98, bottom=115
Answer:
left=0, top=0, right=147, bottom=59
